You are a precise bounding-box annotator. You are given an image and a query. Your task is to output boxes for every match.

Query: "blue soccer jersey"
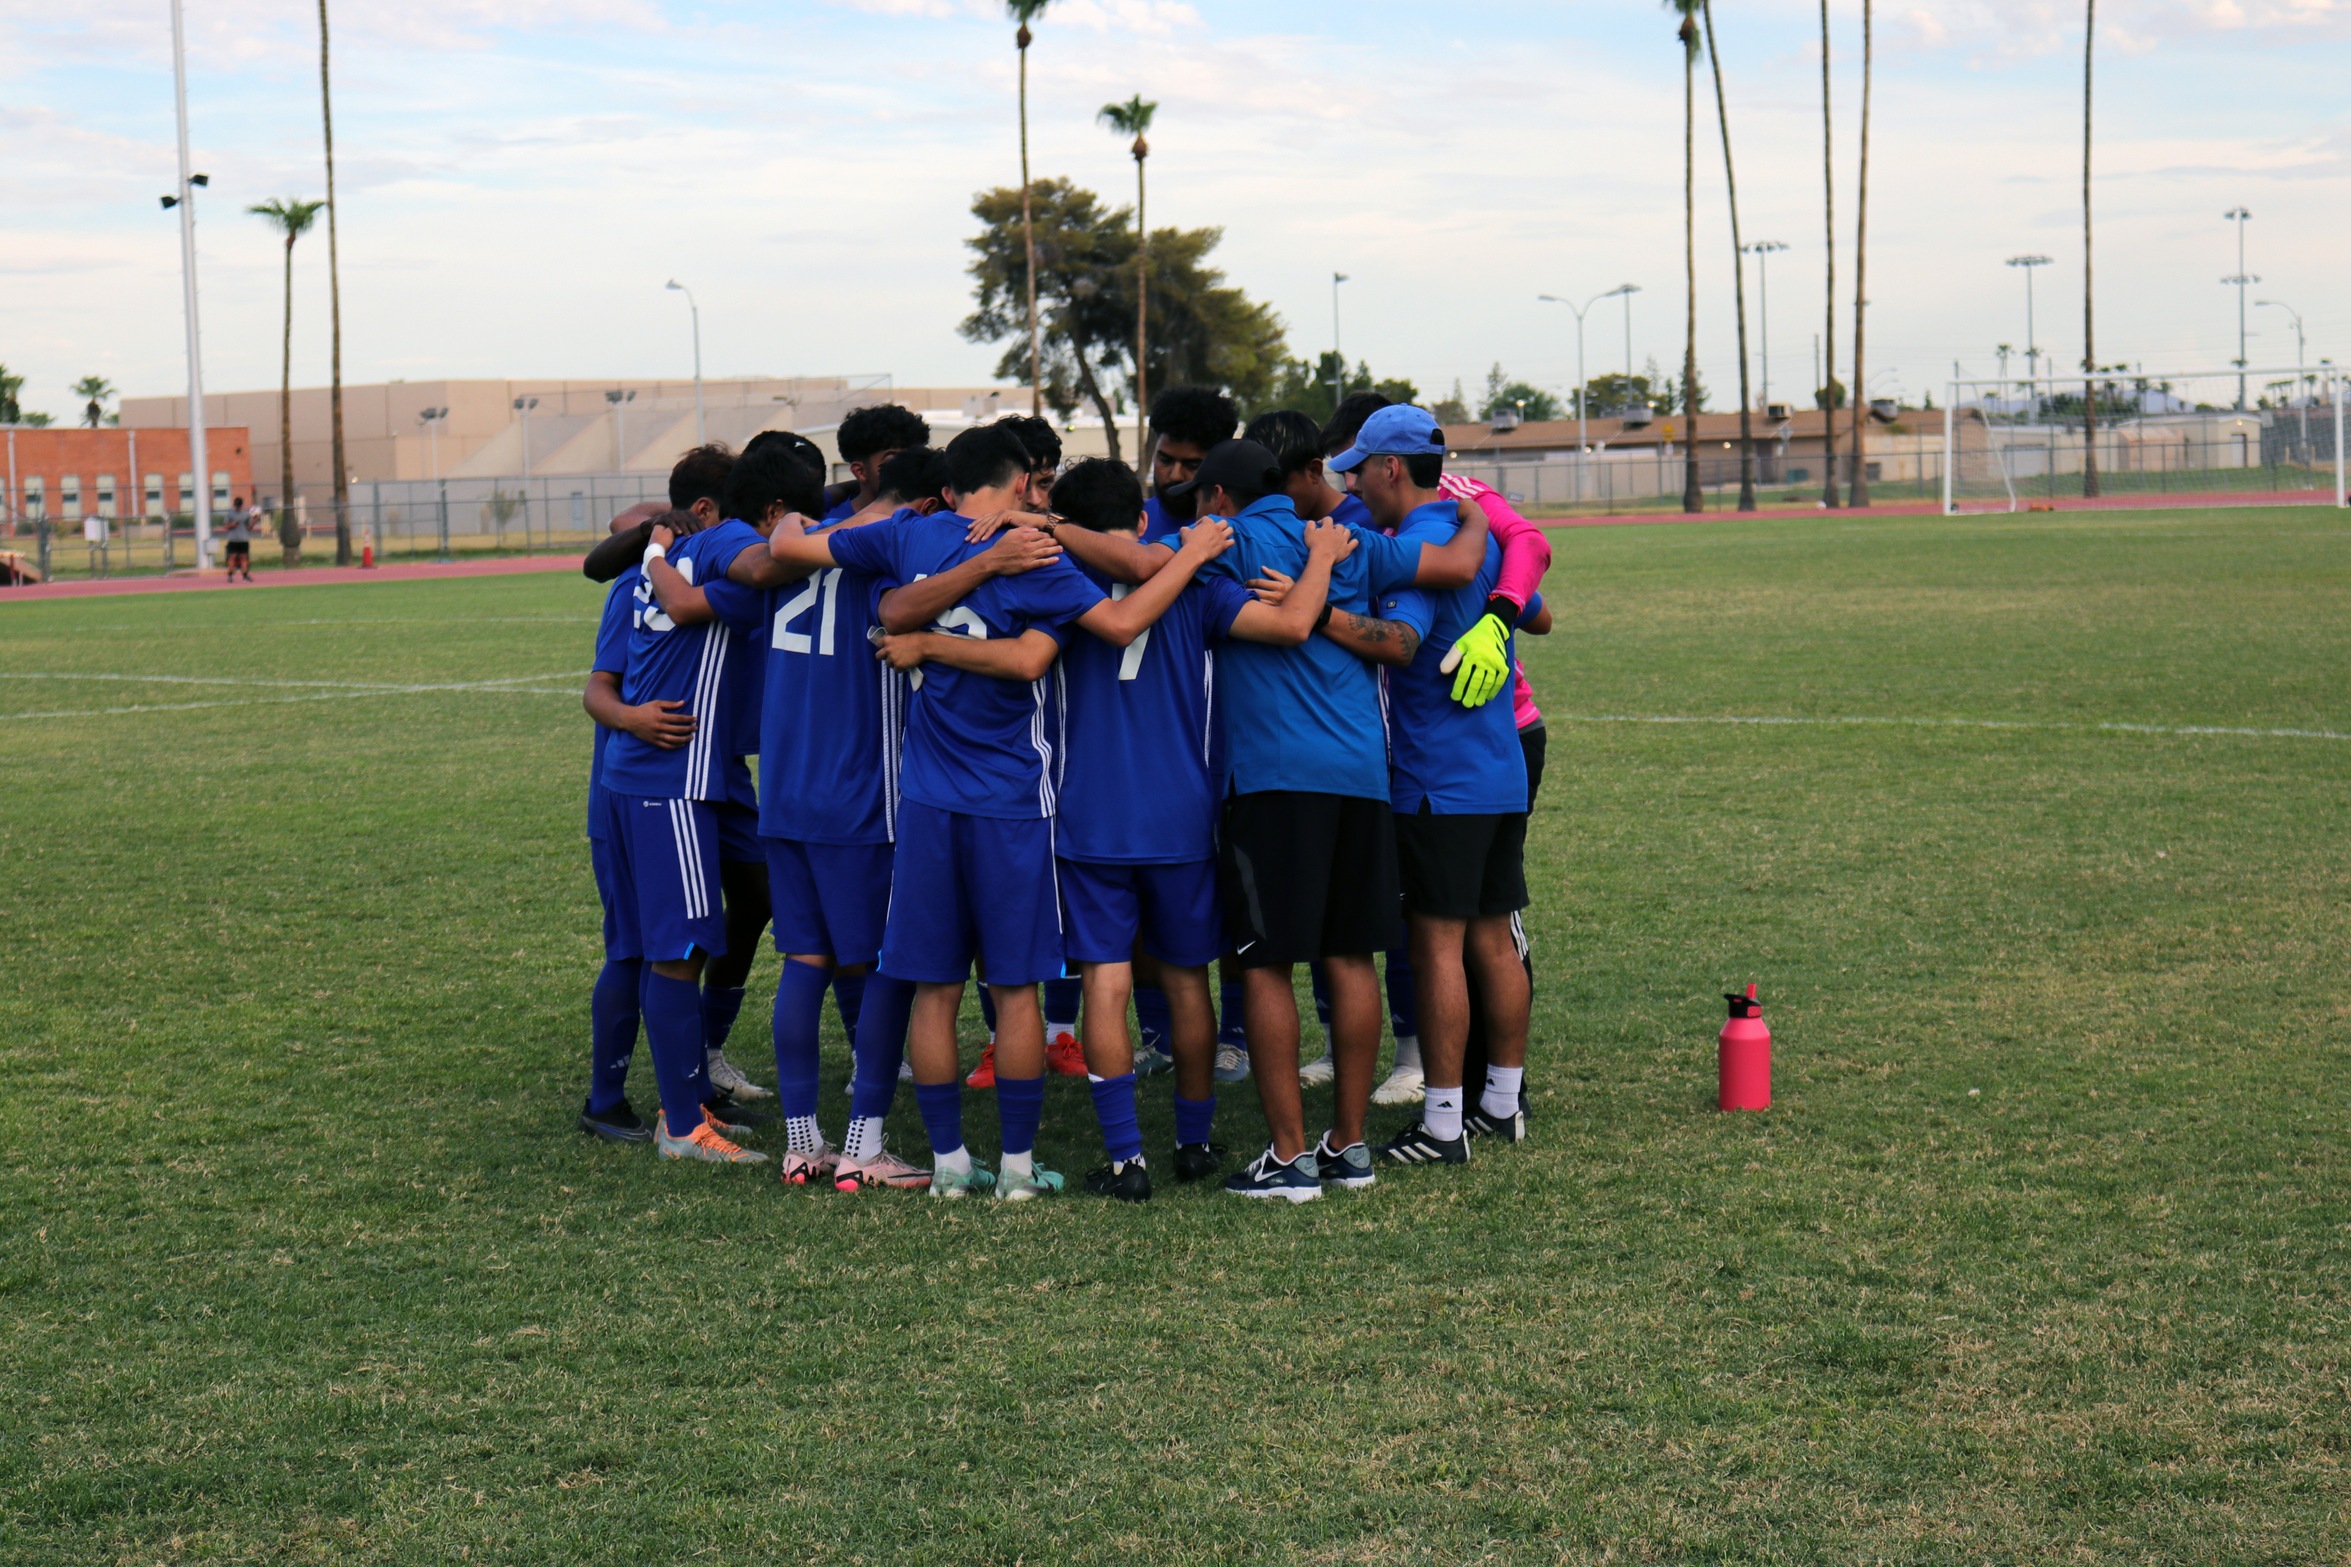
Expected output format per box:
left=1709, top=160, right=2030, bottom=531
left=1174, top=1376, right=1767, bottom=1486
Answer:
left=1329, top=490, right=1374, bottom=532
left=1057, top=564, right=1254, bottom=863
left=601, top=520, right=768, bottom=803
left=825, top=512, right=1106, bottom=820
left=755, top=539, right=908, bottom=845
left=1381, top=501, right=1527, bottom=816
left=587, top=566, right=639, bottom=841
left=1198, top=494, right=1390, bottom=802
left=821, top=494, right=858, bottom=524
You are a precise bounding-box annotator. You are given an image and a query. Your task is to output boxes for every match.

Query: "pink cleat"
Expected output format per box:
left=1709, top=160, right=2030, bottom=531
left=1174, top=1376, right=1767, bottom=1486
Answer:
left=833, top=1148, right=932, bottom=1192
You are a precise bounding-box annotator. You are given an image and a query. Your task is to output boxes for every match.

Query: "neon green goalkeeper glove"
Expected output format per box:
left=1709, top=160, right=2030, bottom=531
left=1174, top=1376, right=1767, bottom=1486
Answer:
left=1445, top=607, right=1513, bottom=708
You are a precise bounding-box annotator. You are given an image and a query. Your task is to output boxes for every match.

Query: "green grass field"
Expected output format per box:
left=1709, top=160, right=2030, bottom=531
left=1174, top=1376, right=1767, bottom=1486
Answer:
left=4, top=504, right=2348, bottom=1564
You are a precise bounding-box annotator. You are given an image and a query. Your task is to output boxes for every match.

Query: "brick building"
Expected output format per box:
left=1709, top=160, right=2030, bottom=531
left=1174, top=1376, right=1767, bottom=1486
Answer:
left=1, top=425, right=254, bottom=534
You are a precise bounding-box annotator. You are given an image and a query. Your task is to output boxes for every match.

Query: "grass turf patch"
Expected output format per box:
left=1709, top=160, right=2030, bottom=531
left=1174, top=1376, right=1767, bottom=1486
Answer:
left=2, top=506, right=2347, bottom=1563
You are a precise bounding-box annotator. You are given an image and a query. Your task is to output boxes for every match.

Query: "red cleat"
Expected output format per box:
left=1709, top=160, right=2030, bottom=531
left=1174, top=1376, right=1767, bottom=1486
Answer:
left=1047, top=1029, right=1087, bottom=1077
left=964, top=1041, right=998, bottom=1090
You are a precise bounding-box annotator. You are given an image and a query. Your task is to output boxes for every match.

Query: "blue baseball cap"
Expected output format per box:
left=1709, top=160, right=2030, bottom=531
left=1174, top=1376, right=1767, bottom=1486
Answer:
left=1328, top=404, right=1447, bottom=473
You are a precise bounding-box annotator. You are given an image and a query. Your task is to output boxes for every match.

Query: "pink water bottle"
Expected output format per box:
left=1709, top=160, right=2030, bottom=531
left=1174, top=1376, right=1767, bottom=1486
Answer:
left=1718, top=983, right=1770, bottom=1111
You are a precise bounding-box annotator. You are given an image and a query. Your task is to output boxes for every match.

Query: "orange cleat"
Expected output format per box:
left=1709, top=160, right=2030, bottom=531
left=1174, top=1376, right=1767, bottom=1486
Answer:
left=658, top=1119, right=769, bottom=1165
left=965, top=1040, right=998, bottom=1090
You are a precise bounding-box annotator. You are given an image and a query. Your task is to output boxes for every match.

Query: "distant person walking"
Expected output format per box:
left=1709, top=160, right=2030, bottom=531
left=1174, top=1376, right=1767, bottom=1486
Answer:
left=223, top=497, right=256, bottom=581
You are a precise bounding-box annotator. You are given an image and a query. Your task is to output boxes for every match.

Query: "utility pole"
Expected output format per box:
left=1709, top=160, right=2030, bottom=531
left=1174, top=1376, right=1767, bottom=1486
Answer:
left=1743, top=241, right=1788, bottom=407
left=2223, top=207, right=2256, bottom=410
left=665, top=280, right=703, bottom=444
left=1330, top=272, right=1349, bottom=410
left=165, top=0, right=212, bottom=571
left=2006, top=255, right=2052, bottom=414
left=1539, top=285, right=1637, bottom=506
left=514, top=396, right=539, bottom=477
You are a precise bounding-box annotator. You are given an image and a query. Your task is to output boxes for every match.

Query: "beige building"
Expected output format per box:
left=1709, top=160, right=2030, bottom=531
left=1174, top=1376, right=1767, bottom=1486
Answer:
left=121, top=377, right=1038, bottom=505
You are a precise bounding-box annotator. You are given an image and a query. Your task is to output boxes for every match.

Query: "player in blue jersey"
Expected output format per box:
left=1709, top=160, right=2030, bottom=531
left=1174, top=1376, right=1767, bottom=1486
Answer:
left=1326, top=406, right=1532, bottom=1169
left=599, top=484, right=776, bottom=1166
left=1041, top=456, right=1355, bottom=1199
left=1139, top=385, right=1238, bottom=547
left=765, top=423, right=1226, bottom=1200
left=822, top=405, right=932, bottom=523
left=576, top=551, right=698, bottom=1143
left=1040, top=439, right=1486, bottom=1200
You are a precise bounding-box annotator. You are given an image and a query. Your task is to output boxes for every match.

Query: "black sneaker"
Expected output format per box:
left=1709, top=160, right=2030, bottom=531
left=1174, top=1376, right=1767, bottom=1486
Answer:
left=705, top=1088, right=778, bottom=1127
left=1314, top=1136, right=1377, bottom=1191
left=579, top=1098, right=653, bottom=1143
left=1173, top=1142, right=1225, bottom=1183
left=1377, top=1120, right=1469, bottom=1167
left=1085, top=1158, right=1153, bottom=1202
left=1463, top=1104, right=1527, bottom=1143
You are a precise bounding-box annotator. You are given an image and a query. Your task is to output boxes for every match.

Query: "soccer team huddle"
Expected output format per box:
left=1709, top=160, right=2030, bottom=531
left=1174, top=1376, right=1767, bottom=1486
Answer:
left=577, top=385, right=1554, bottom=1203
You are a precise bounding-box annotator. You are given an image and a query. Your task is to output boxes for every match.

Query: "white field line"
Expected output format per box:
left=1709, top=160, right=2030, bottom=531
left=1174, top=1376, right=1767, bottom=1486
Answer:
left=1551, top=712, right=2351, bottom=743
left=0, top=671, right=585, bottom=721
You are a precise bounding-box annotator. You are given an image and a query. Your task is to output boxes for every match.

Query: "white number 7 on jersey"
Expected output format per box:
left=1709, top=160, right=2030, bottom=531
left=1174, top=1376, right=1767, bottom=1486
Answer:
left=1110, top=582, right=1150, bottom=680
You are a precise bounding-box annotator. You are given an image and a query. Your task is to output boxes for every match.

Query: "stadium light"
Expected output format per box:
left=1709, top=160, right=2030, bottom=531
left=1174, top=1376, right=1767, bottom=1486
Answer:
left=166, top=0, right=212, bottom=571
left=665, top=280, right=703, bottom=445
left=2005, top=255, right=2053, bottom=414
left=513, top=396, right=539, bottom=478
left=418, top=407, right=449, bottom=481
left=1538, top=284, right=1637, bottom=505
left=605, top=388, right=636, bottom=471
left=1742, top=242, right=1789, bottom=410
left=1330, top=273, right=1350, bottom=407
left=2223, top=208, right=2257, bottom=410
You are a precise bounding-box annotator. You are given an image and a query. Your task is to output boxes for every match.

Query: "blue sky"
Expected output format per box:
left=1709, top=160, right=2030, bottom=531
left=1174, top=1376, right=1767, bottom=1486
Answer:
left=3, top=0, right=2346, bottom=419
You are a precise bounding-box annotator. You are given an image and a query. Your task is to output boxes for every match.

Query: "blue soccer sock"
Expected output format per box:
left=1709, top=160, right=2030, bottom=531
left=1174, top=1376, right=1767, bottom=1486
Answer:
left=1133, top=984, right=1172, bottom=1055
left=831, top=969, right=868, bottom=1041
left=1088, top=1072, right=1143, bottom=1164
left=641, top=970, right=710, bottom=1138
left=1217, top=974, right=1247, bottom=1050
left=914, top=1079, right=965, bottom=1159
left=1042, top=975, right=1081, bottom=1034
left=996, top=1073, right=1046, bottom=1158
left=978, top=982, right=998, bottom=1037
left=588, top=958, right=642, bottom=1115
left=1309, top=961, right=1333, bottom=1029
left=849, top=975, right=914, bottom=1127
left=1385, top=944, right=1418, bottom=1040
left=771, top=962, right=828, bottom=1122
left=701, top=984, right=747, bottom=1056
left=1174, top=1092, right=1216, bottom=1148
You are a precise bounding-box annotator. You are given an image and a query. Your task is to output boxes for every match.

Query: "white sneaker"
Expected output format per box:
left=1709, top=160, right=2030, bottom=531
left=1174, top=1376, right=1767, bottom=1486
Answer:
left=1212, top=1044, right=1251, bottom=1084
left=706, top=1050, right=770, bottom=1100
left=1371, top=1064, right=1426, bottom=1106
left=1297, top=1051, right=1335, bottom=1087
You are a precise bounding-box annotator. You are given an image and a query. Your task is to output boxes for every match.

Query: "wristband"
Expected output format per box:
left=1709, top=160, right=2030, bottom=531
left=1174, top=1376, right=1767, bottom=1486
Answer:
left=1482, top=594, right=1518, bottom=625
left=643, top=540, right=667, bottom=564
left=1314, top=602, right=1335, bottom=631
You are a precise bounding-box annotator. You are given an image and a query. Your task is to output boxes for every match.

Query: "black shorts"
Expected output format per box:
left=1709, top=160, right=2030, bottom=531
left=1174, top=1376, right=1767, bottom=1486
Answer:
left=225, top=541, right=251, bottom=559
left=1220, top=790, right=1401, bottom=967
left=1394, top=806, right=1528, bottom=921
left=1521, top=722, right=1547, bottom=805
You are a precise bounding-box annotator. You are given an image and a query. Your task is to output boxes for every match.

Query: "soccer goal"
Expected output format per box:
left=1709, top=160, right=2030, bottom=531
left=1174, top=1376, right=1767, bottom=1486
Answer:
left=1940, top=366, right=2348, bottom=515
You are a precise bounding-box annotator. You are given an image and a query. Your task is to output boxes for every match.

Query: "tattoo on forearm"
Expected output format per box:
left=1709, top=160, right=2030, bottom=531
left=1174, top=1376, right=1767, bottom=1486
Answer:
left=1335, top=612, right=1419, bottom=661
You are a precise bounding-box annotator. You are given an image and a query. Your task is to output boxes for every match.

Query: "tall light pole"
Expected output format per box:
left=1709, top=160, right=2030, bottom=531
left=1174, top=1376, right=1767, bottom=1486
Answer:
left=1742, top=241, right=1788, bottom=408
left=418, top=407, right=448, bottom=479
left=1330, top=272, right=1350, bottom=410
left=605, top=388, right=635, bottom=471
left=665, top=280, right=703, bottom=444
left=2006, top=254, right=2052, bottom=414
left=513, top=395, right=538, bottom=477
left=2258, top=299, right=2307, bottom=455
left=1619, top=283, right=1641, bottom=382
left=1538, top=284, right=1637, bottom=504
left=163, top=0, right=212, bottom=572
left=2223, top=207, right=2256, bottom=410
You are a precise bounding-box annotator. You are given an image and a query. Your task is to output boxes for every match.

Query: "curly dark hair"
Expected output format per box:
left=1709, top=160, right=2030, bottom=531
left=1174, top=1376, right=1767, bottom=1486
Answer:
left=1148, top=386, right=1238, bottom=450
left=836, top=405, right=933, bottom=464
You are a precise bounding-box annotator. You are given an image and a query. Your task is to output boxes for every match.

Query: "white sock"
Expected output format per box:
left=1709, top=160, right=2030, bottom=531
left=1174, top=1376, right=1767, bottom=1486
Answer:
left=1392, top=1035, right=1422, bottom=1073
left=1425, top=1086, right=1465, bottom=1141
left=843, top=1114, right=885, bottom=1162
left=1001, top=1149, right=1035, bottom=1182
left=1046, top=1016, right=1078, bottom=1037
left=786, top=1114, right=823, bottom=1154
left=1481, top=1066, right=1524, bottom=1119
left=935, top=1145, right=973, bottom=1179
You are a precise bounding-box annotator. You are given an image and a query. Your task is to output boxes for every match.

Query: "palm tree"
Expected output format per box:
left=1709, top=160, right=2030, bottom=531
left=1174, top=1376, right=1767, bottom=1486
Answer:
left=2080, top=0, right=2100, bottom=499
left=1848, top=0, right=1874, bottom=507
left=1009, top=0, right=1055, bottom=417
left=1701, top=0, right=1758, bottom=511
left=72, top=376, right=116, bottom=428
left=1818, top=0, right=1840, bottom=508
left=250, top=197, right=327, bottom=565
left=1671, top=0, right=1703, bottom=513
left=1099, top=93, right=1158, bottom=464
left=318, top=0, right=351, bottom=565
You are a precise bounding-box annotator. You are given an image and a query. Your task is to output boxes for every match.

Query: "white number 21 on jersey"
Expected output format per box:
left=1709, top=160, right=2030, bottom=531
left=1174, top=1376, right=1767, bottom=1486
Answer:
left=776, top=568, right=843, bottom=655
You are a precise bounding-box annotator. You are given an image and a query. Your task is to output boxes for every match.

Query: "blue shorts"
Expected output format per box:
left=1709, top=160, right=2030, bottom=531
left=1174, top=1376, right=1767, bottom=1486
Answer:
left=600, top=792, right=728, bottom=963
left=879, top=800, right=1063, bottom=986
left=1059, top=856, right=1222, bottom=969
left=591, top=834, right=627, bottom=955
left=715, top=802, right=763, bottom=865
left=765, top=837, right=894, bottom=967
